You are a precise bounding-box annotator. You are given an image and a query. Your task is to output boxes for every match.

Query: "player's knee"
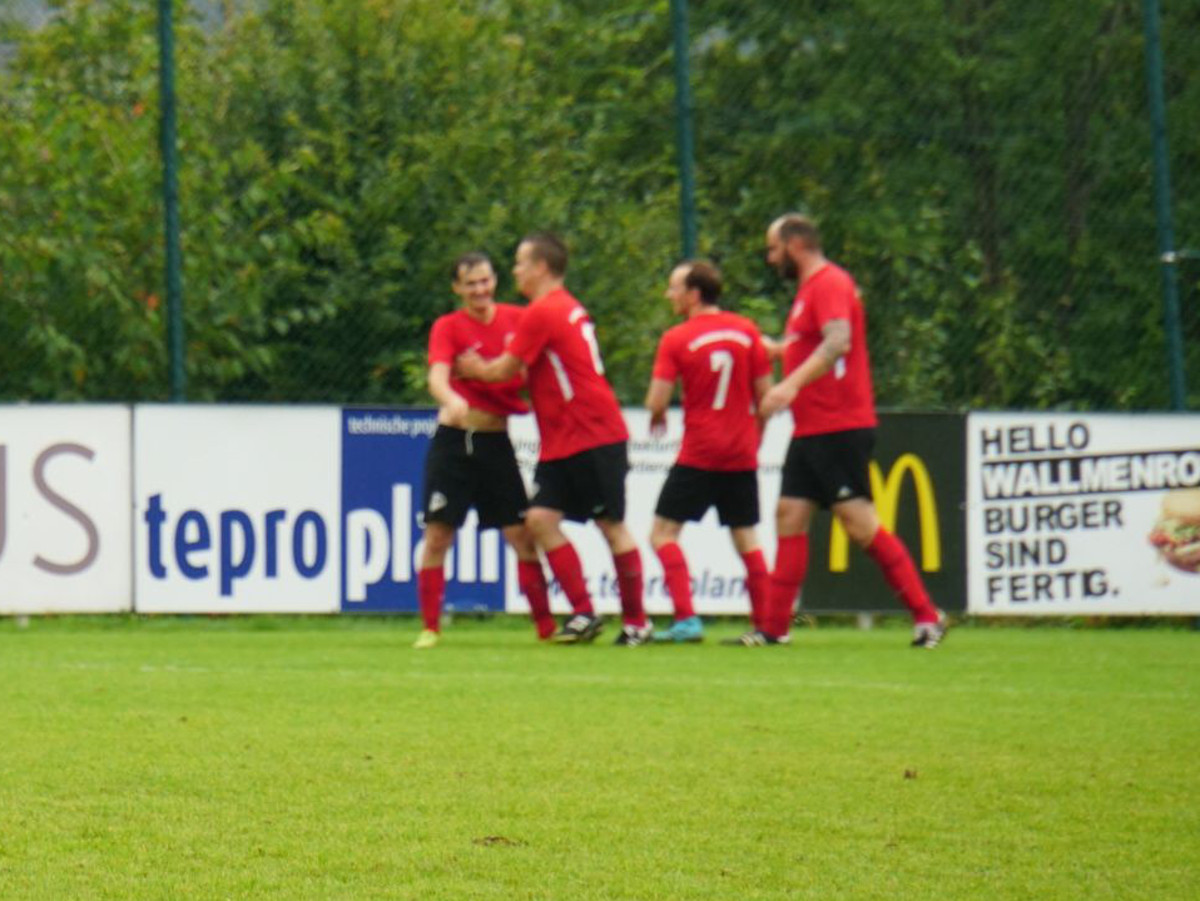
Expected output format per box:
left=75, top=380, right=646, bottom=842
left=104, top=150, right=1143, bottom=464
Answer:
left=421, top=522, right=456, bottom=557
left=835, top=500, right=880, bottom=546
left=775, top=512, right=806, bottom=536
left=523, top=508, right=557, bottom=539
left=730, top=529, right=758, bottom=555
left=649, top=519, right=679, bottom=550
left=504, top=526, right=538, bottom=559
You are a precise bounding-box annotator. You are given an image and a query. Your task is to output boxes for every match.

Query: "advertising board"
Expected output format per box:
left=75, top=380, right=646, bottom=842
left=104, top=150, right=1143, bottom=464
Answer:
left=340, top=408, right=507, bottom=613
left=0, top=405, right=132, bottom=613
left=967, top=412, right=1200, bottom=615
left=134, top=406, right=341, bottom=613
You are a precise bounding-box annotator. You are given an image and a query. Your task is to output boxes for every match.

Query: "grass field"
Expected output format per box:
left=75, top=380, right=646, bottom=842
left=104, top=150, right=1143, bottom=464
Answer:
left=0, top=615, right=1196, bottom=900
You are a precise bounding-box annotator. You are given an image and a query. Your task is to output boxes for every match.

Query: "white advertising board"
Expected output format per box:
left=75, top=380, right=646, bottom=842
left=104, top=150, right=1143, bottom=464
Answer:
left=0, top=405, right=132, bottom=613
left=506, top=409, right=792, bottom=616
left=134, top=406, right=341, bottom=613
left=967, top=412, right=1200, bottom=615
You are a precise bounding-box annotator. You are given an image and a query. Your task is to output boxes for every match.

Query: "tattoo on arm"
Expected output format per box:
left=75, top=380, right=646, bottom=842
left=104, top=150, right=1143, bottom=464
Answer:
left=816, top=319, right=851, bottom=365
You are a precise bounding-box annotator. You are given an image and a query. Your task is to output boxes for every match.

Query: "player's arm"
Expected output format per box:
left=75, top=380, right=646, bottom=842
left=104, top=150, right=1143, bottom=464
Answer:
left=455, top=351, right=523, bottom=383
left=759, top=318, right=850, bottom=417
left=459, top=304, right=543, bottom=383
left=752, top=373, right=774, bottom=437
left=760, top=335, right=785, bottom=361
left=427, top=362, right=469, bottom=427
left=644, top=377, right=674, bottom=438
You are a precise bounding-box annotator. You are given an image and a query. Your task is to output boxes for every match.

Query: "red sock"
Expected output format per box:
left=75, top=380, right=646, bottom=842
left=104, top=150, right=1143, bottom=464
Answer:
left=416, top=566, right=445, bottom=631
left=545, top=543, right=593, bottom=615
left=765, top=534, right=808, bottom=637
left=518, top=559, right=555, bottom=638
left=865, top=528, right=939, bottom=623
left=613, top=548, right=646, bottom=627
left=655, top=542, right=694, bottom=620
left=740, top=549, right=769, bottom=630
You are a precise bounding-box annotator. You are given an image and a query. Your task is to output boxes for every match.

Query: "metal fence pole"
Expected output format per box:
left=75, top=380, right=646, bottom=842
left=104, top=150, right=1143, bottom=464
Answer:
left=670, top=0, right=698, bottom=259
left=157, top=0, right=186, bottom=401
left=1141, top=0, right=1186, bottom=410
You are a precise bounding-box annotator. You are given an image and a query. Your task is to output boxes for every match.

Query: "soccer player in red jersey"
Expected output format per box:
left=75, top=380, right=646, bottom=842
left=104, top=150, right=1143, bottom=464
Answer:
left=644, top=261, right=773, bottom=642
left=414, top=251, right=554, bottom=649
left=457, top=234, right=649, bottom=645
left=750, top=214, right=948, bottom=647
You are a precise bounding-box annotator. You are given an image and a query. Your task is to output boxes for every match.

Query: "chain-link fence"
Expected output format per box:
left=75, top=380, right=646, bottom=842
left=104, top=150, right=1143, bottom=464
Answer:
left=1, top=0, right=1195, bottom=409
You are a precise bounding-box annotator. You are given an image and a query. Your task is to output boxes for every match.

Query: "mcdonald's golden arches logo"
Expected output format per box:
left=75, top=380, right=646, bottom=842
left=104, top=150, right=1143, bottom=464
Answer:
left=829, top=453, right=941, bottom=572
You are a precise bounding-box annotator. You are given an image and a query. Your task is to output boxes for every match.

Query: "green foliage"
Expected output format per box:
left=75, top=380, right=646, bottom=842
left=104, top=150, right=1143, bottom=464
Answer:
left=688, top=0, right=1199, bottom=410
left=0, top=0, right=1196, bottom=407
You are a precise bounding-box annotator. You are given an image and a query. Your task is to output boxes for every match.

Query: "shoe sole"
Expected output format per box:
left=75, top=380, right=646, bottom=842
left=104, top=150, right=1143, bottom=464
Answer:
left=552, top=624, right=604, bottom=644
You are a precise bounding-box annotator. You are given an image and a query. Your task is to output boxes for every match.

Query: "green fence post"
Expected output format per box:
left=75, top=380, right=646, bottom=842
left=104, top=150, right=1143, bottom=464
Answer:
left=1141, top=0, right=1186, bottom=410
left=158, top=0, right=186, bottom=401
left=670, top=0, right=698, bottom=259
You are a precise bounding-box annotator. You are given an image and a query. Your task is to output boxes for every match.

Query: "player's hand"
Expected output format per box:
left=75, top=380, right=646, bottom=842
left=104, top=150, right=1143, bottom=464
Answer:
left=761, top=336, right=784, bottom=361
left=442, top=393, right=470, bottom=428
left=455, top=350, right=484, bottom=379
left=649, top=411, right=667, bottom=439
left=760, top=382, right=797, bottom=418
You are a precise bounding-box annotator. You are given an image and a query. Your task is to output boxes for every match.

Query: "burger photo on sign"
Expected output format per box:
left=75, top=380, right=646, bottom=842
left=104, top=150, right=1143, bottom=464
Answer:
left=1148, top=488, right=1200, bottom=575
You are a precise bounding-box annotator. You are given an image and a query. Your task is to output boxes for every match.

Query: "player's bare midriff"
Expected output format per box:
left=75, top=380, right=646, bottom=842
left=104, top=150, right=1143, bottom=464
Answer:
left=457, top=407, right=508, bottom=432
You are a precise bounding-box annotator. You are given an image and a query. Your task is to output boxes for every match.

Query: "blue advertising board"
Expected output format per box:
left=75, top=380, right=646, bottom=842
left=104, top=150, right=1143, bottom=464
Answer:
left=340, top=409, right=508, bottom=613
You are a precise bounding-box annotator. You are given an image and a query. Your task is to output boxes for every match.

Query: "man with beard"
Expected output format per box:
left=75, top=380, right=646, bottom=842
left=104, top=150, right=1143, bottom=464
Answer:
left=745, top=214, right=947, bottom=647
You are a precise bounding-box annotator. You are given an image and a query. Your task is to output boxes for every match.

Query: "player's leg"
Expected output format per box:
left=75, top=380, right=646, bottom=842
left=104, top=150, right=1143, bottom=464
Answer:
left=752, top=437, right=825, bottom=641
left=729, top=526, right=769, bottom=631
left=649, top=465, right=708, bottom=641
left=716, top=470, right=768, bottom=632
left=596, top=517, right=650, bottom=644
left=415, top=521, right=455, bottom=648
left=650, top=515, right=694, bottom=617
left=415, top=426, right=473, bottom=648
left=503, top=524, right=555, bottom=640
left=475, top=431, right=555, bottom=640
left=525, top=454, right=596, bottom=629
left=651, top=516, right=703, bottom=643
left=834, top=497, right=945, bottom=645
left=525, top=504, right=592, bottom=612
left=589, top=442, right=648, bottom=642
left=759, top=496, right=816, bottom=640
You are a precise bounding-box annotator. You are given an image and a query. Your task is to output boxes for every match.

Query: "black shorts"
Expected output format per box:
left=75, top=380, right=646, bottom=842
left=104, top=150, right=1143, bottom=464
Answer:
left=530, top=442, right=628, bottom=523
left=780, top=428, right=875, bottom=508
left=422, top=426, right=528, bottom=529
left=655, top=465, right=759, bottom=528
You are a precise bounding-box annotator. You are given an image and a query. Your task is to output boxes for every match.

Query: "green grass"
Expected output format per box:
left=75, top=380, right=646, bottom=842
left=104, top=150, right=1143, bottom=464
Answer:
left=0, top=615, right=1196, bottom=900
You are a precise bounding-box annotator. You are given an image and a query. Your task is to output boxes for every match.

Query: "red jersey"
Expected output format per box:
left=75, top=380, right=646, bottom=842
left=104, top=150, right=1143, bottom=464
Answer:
left=782, top=263, right=877, bottom=437
left=652, top=311, right=771, bottom=471
left=507, top=287, right=628, bottom=461
left=427, top=304, right=529, bottom=417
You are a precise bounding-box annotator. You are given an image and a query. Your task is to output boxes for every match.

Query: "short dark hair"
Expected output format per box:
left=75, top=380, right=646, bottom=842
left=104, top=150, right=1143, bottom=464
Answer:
left=452, top=251, right=493, bottom=281
left=521, top=232, right=568, bottom=277
left=775, top=213, right=822, bottom=250
left=682, top=260, right=723, bottom=306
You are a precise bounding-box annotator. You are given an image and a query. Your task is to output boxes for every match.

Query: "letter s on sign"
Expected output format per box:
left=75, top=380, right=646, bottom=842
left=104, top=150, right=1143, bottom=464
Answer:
left=33, top=444, right=100, bottom=575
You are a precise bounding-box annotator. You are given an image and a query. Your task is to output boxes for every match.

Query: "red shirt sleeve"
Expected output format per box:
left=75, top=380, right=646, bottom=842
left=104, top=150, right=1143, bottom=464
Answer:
left=810, top=272, right=854, bottom=328
left=508, top=302, right=551, bottom=367
left=651, top=331, right=678, bottom=381
left=428, top=315, right=456, bottom=366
